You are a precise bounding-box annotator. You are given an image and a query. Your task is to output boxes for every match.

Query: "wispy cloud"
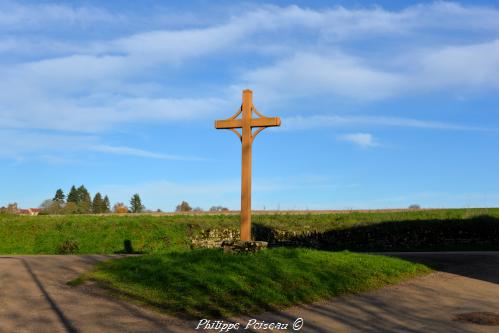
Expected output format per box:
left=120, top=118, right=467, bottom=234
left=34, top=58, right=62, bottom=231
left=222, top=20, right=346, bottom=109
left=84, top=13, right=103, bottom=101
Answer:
left=0, top=2, right=498, bottom=142
left=415, top=39, right=499, bottom=90
left=0, top=92, right=229, bottom=132
left=0, top=2, right=499, bottom=135
left=0, top=130, right=201, bottom=162
left=90, top=145, right=203, bottom=161
left=339, top=133, right=379, bottom=148
left=243, top=39, right=499, bottom=101
left=0, top=2, right=121, bottom=29
left=282, top=115, right=492, bottom=131
left=243, top=52, right=404, bottom=100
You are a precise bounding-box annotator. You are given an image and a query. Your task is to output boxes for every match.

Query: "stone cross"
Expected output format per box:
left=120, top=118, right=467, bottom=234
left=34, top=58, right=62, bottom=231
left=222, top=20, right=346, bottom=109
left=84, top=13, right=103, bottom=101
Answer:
left=215, top=89, right=281, bottom=241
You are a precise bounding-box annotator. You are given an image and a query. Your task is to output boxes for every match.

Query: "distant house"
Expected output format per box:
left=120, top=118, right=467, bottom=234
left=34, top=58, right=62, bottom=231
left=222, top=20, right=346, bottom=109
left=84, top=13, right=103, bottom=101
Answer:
left=18, top=209, right=30, bottom=215
left=18, top=208, right=41, bottom=216
left=29, top=208, right=41, bottom=216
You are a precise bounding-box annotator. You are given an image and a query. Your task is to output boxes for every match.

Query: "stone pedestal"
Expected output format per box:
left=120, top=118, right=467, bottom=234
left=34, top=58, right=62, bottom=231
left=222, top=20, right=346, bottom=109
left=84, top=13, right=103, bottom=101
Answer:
left=222, top=240, right=268, bottom=254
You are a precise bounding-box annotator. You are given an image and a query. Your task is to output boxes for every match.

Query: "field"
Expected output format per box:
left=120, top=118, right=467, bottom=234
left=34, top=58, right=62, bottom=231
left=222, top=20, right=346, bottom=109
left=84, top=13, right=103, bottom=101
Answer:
left=1, top=208, right=498, bottom=254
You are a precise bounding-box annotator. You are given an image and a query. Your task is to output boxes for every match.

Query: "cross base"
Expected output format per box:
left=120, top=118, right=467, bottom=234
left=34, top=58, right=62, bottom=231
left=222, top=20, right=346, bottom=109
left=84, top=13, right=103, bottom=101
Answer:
left=222, top=240, right=268, bottom=254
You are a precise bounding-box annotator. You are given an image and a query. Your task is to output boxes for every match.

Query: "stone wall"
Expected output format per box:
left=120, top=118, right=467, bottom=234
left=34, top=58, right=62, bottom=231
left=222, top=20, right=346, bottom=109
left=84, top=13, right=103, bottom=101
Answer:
left=191, top=216, right=499, bottom=251
left=190, top=228, right=240, bottom=248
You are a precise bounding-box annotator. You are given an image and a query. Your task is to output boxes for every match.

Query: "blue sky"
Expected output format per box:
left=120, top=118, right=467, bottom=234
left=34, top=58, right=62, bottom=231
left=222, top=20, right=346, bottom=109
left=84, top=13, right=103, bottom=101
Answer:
left=1, top=0, right=499, bottom=211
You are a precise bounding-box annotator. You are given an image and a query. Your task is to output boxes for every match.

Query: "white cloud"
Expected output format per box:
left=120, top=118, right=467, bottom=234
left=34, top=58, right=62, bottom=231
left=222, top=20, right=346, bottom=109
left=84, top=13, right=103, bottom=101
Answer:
left=0, top=131, right=97, bottom=155
left=1, top=1, right=499, bottom=135
left=2, top=1, right=499, bottom=36
left=415, top=39, right=499, bottom=90
left=0, top=1, right=120, bottom=29
left=339, top=133, right=379, bottom=148
left=90, top=145, right=203, bottom=161
left=244, top=53, right=404, bottom=100
left=110, top=25, right=249, bottom=65
left=0, top=130, right=200, bottom=162
left=282, top=115, right=491, bottom=131
left=0, top=93, right=228, bottom=132
left=243, top=38, right=499, bottom=101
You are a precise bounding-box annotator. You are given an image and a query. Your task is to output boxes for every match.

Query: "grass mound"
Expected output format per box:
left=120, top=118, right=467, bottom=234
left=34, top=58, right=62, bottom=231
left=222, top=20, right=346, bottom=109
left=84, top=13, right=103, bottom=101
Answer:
left=80, top=248, right=430, bottom=317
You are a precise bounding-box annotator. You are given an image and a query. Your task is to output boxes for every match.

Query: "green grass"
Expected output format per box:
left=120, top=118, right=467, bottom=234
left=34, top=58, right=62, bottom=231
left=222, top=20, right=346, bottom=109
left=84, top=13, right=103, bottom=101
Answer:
left=1, top=208, right=498, bottom=254
left=0, top=214, right=192, bottom=254
left=78, top=248, right=430, bottom=317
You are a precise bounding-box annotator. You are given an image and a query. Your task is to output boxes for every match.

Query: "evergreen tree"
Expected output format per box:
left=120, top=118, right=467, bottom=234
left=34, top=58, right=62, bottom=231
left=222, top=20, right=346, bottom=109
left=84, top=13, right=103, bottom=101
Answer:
left=77, top=185, right=92, bottom=214
left=53, top=189, right=65, bottom=204
left=103, top=195, right=111, bottom=213
left=67, top=185, right=79, bottom=204
left=130, top=193, right=144, bottom=213
left=92, top=192, right=104, bottom=213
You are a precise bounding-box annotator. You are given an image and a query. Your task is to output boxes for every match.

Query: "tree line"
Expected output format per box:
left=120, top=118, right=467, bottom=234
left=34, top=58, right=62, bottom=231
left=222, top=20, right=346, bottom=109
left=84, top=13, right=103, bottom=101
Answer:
left=175, top=201, right=229, bottom=213
left=2, top=186, right=229, bottom=215
left=40, top=185, right=145, bottom=214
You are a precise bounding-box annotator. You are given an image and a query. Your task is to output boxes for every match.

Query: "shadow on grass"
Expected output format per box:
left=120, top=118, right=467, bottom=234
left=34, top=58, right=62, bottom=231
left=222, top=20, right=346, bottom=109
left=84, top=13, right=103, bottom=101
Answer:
left=114, top=240, right=143, bottom=254
left=253, top=215, right=499, bottom=285
left=253, top=215, right=499, bottom=252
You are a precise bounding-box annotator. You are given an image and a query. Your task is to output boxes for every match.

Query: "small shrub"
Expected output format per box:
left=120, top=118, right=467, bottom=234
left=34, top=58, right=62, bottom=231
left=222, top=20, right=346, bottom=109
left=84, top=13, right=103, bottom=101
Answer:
left=113, top=202, right=128, bottom=214
left=57, top=240, right=80, bottom=254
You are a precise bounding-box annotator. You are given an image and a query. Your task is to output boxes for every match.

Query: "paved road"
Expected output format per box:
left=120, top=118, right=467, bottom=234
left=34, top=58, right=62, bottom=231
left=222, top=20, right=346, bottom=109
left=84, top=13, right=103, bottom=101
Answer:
left=0, top=252, right=498, bottom=333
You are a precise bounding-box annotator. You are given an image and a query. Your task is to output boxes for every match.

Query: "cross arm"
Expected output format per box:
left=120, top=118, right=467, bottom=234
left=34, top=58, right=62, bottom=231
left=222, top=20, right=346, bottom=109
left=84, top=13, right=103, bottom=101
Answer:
left=215, top=117, right=281, bottom=129
left=250, top=117, right=281, bottom=143
left=215, top=119, right=243, bottom=129
left=250, top=117, right=281, bottom=128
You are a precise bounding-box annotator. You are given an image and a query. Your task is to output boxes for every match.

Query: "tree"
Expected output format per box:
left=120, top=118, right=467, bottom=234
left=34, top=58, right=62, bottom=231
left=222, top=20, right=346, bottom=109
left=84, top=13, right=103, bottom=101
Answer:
left=175, top=201, right=192, bottom=212
left=53, top=189, right=65, bottom=204
left=6, top=203, right=18, bottom=214
left=113, top=202, right=128, bottom=214
left=103, top=195, right=111, bottom=213
left=39, top=199, right=60, bottom=215
left=92, top=193, right=105, bottom=213
left=129, top=194, right=144, bottom=213
left=193, top=207, right=203, bottom=212
left=40, top=199, right=54, bottom=210
left=77, top=185, right=92, bottom=214
left=409, top=204, right=421, bottom=210
left=67, top=185, right=79, bottom=204
left=62, top=202, right=78, bottom=214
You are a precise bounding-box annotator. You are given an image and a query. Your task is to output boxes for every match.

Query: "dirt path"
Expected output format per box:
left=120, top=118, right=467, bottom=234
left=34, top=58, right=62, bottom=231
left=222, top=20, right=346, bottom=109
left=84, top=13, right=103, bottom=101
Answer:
left=0, top=252, right=498, bottom=333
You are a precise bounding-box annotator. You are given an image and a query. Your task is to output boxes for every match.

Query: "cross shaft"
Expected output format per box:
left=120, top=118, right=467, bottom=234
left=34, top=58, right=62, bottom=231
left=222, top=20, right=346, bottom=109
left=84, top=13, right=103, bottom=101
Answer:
left=215, top=89, right=280, bottom=241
